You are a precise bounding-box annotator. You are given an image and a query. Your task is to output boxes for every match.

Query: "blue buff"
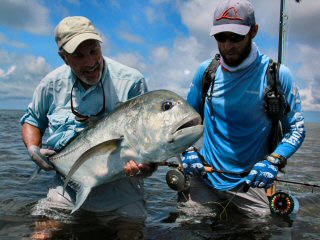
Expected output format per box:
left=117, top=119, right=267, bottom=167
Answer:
left=245, top=160, right=278, bottom=189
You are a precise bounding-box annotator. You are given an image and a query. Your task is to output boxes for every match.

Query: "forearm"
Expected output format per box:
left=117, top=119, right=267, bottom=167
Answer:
left=274, top=112, right=305, bottom=158
left=21, top=123, right=43, bottom=149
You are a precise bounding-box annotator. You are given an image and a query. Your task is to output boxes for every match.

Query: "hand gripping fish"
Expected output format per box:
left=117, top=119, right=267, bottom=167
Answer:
left=48, top=90, right=203, bottom=213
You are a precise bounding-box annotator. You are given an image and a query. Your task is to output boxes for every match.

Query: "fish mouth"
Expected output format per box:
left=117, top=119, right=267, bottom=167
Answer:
left=169, top=115, right=203, bottom=142
left=174, top=115, right=202, bottom=133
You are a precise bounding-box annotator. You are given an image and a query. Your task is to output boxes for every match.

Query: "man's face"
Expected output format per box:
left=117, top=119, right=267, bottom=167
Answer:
left=215, top=27, right=257, bottom=67
left=62, top=40, right=103, bottom=86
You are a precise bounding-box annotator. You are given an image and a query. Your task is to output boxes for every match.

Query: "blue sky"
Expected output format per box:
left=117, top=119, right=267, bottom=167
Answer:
left=0, top=0, right=319, bottom=114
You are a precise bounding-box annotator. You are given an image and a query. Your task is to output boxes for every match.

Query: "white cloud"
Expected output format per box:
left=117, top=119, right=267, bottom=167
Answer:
left=23, top=56, right=49, bottom=75
left=147, top=36, right=204, bottom=97
left=179, top=0, right=215, bottom=37
left=284, top=43, right=320, bottom=111
left=100, top=37, right=112, bottom=57
left=290, top=44, right=320, bottom=81
left=145, top=0, right=217, bottom=97
left=0, top=0, right=51, bottom=35
left=7, top=65, right=16, bottom=75
left=0, top=69, right=4, bottom=78
left=114, top=52, right=148, bottom=74
left=300, top=88, right=320, bottom=112
left=143, top=0, right=319, bottom=114
left=117, top=31, right=144, bottom=45
left=152, top=47, right=170, bottom=63
left=0, top=50, right=52, bottom=102
left=0, top=33, right=27, bottom=48
left=285, top=0, right=320, bottom=47
left=0, top=65, right=16, bottom=78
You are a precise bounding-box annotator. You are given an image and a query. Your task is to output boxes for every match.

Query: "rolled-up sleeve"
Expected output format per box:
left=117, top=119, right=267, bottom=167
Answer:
left=20, top=80, right=51, bottom=133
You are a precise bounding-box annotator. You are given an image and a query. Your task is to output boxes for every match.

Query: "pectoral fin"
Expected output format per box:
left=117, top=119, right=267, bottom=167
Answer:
left=63, top=138, right=123, bottom=194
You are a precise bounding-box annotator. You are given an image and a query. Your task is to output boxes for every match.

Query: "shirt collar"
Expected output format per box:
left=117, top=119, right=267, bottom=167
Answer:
left=221, top=42, right=258, bottom=72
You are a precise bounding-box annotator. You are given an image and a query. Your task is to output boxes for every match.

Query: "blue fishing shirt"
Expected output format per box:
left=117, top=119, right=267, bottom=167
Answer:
left=187, top=51, right=305, bottom=191
left=20, top=57, right=147, bottom=151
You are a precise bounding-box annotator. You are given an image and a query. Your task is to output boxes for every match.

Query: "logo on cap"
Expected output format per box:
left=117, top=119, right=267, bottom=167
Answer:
left=216, top=6, right=243, bottom=21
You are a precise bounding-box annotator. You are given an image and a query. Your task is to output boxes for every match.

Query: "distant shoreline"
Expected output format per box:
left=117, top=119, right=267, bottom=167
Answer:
left=1, top=109, right=319, bottom=123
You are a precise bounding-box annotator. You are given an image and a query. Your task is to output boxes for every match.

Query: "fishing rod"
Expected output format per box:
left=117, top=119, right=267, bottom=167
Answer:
left=164, top=161, right=320, bottom=189
left=162, top=161, right=249, bottom=177
left=202, top=165, right=320, bottom=190
left=276, top=179, right=320, bottom=190
left=278, top=0, right=285, bottom=64
left=278, top=0, right=302, bottom=64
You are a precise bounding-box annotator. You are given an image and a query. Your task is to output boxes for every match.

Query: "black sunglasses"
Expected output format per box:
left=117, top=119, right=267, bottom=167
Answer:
left=214, top=32, right=247, bottom=43
left=70, top=79, right=106, bottom=122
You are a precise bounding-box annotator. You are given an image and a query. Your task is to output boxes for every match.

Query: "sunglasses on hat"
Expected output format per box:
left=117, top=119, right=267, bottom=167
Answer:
left=214, top=33, right=246, bottom=43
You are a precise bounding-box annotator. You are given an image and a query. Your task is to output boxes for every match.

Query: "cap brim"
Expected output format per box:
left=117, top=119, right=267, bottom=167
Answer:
left=210, top=24, right=250, bottom=36
left=63, top=33, right=103, bottom=54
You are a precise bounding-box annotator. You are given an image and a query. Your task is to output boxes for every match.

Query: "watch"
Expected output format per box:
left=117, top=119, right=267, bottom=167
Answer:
left=266, top=153, right=287, bottom=169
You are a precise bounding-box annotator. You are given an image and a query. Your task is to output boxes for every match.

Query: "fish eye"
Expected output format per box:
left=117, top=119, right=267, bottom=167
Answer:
left=161, top=100, right=174, bottom=111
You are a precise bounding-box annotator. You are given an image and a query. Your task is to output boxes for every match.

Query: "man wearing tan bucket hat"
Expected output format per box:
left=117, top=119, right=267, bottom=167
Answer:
left=20, top=16, right=156, bottom=219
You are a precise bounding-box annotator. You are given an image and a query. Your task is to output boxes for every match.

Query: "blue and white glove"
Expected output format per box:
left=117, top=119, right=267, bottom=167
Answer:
left=182, top=148, right=206, bottom=177
left=245, top=160, right=278, bottom=189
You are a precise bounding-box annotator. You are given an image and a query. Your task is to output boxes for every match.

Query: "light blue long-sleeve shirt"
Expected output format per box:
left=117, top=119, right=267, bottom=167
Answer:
left=21, top=57, right=149, bottom=213
left=187, top=51, right=305, bottom=191
left=20, top=56, right=148, bottom=151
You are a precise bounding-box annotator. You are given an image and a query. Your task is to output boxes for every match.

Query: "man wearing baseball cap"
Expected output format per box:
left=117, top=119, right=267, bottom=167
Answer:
left=183, top=0, right=305, bottom=216
left=20, top=16, right=156, bottom=222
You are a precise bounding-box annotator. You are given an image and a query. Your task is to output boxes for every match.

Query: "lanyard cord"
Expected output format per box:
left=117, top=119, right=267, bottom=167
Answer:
left=70, top=78, right=106, bottom=121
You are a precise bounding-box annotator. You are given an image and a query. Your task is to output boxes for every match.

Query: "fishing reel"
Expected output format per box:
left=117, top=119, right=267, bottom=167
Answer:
left=269, top=191, right=299, bottom=216
left=166, top=168, right=190, bottom=192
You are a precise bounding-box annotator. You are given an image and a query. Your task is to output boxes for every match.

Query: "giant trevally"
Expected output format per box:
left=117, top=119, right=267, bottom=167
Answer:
left=48, top=90, right=203, bottom=213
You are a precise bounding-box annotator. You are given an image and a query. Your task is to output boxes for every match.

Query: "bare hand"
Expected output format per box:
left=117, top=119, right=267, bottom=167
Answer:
left=124, top=160, right=157, bottom=178
left=28, top=145, right=56, bottom=171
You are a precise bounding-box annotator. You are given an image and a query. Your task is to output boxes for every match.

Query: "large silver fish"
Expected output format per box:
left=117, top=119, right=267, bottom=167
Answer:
left=49, top=90, right=203, bottom=213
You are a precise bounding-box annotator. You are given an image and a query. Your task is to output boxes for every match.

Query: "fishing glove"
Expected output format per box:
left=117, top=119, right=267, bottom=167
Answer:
left=182, top=147, right=206, bottom=177
left=28, top=145, right=56, bottom=171
left=245, top=160, right=278, bottom=189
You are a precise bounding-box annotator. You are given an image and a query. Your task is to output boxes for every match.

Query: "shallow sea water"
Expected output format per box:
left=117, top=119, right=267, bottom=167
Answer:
left=0, top=109, right=319, bottom=239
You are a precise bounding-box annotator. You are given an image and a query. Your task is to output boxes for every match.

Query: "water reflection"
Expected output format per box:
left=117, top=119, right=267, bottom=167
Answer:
left=31, top=213, right=145, bottom=240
